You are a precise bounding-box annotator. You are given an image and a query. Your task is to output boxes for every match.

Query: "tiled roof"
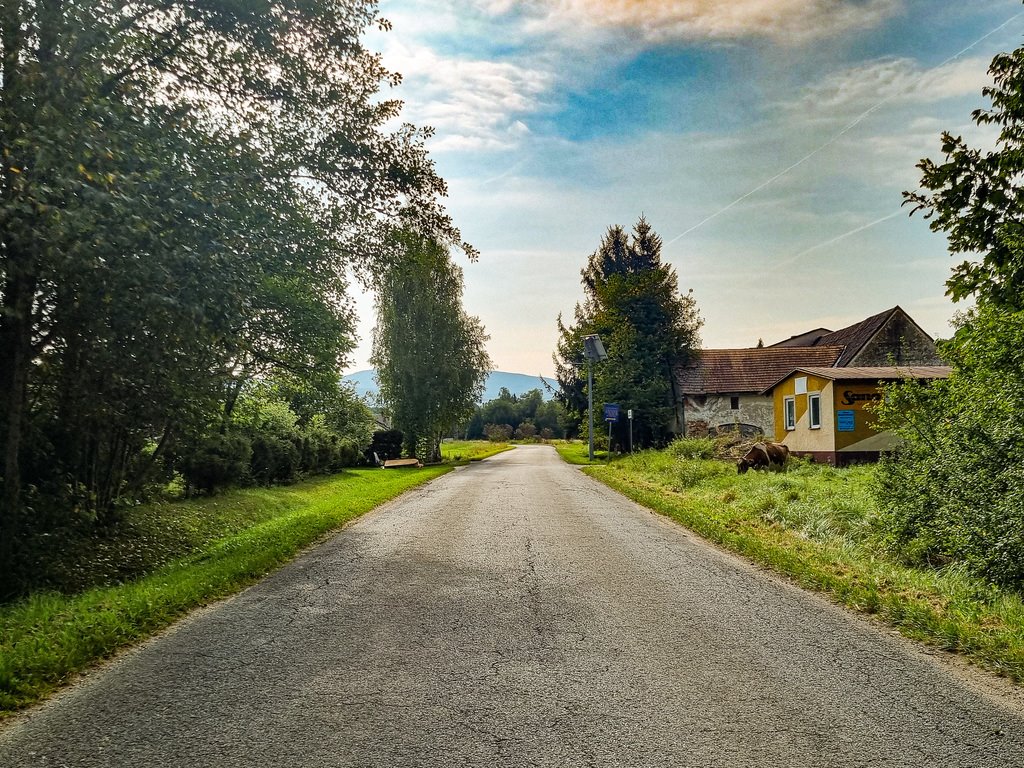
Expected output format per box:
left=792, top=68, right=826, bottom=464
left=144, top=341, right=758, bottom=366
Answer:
left=769, top=328, right=832, bottom=347
left=676, top=346, right=845, bottom=394
left=760, top=365, right=952, bottom=393
left=814, top=307, right=901, bottom=366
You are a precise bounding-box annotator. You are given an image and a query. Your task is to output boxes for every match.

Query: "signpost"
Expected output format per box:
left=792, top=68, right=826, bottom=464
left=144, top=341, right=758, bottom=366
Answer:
left=627, top=408, right=633, bottom=453
left=583, top=335, right=608, bottom=461
left=604, top=403, right=619, bottom=461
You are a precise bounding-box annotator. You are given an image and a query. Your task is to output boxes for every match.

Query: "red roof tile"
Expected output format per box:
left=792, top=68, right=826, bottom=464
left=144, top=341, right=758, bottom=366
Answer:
left=676, top=346, right=845, bottom=394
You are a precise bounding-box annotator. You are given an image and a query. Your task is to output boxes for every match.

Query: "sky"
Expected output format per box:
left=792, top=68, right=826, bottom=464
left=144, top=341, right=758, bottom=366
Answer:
left=344, top=0, right=1024, bottom=377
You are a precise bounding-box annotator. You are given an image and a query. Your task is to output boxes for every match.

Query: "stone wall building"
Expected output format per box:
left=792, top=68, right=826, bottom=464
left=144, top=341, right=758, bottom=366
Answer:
left=676, top=306, right=943, bottom=437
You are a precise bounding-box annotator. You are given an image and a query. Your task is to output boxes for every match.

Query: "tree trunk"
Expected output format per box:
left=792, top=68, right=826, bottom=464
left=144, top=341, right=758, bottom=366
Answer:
left=0, top=262, right=35, bottom=593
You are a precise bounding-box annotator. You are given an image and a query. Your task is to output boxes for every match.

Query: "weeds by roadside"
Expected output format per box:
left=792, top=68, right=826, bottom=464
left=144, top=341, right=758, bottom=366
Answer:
left=568, top=439, right=1024, bottom=683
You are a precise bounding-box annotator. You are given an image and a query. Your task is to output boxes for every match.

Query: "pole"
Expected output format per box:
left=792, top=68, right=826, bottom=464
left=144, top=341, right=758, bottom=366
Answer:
left=587, top=360, right=594, bottom=461
left=629, top=411, right=633, bottom=454
left=607, top=420, right=612, bottom=462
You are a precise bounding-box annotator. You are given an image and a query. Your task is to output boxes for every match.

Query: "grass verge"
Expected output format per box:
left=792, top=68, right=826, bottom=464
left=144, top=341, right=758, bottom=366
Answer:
left=440, top=440, right=512, bottom=463
left=571, top=445, right=1024, bottom=683
left=0, top=466, right=448, bottom=716
left=552, top=440, right=609, bottom=465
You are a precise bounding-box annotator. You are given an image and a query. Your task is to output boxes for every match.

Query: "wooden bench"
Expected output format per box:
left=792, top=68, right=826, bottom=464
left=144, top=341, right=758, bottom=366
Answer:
left=382, top=458, right=423, bottom=469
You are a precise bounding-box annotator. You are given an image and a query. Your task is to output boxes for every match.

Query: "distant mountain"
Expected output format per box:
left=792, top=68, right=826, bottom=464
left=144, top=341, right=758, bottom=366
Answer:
left=342, top=369, right=554, bottom=404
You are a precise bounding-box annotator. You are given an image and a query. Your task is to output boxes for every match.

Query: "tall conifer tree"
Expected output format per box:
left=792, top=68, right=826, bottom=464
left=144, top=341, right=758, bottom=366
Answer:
left=555, top=217, right=701, bottom=449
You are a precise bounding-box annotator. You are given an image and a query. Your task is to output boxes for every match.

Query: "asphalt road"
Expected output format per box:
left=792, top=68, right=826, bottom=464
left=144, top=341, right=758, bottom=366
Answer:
left=2, top=444, right=1023, bottom=767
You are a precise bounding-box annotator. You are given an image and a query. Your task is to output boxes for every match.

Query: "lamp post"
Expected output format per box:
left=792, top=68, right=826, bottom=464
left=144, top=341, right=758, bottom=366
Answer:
left=583, top=334, right=607, bottom=461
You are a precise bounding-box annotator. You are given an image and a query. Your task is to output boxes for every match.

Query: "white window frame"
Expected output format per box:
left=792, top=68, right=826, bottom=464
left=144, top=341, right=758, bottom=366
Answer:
left=784, top=396, right=796, bottom=431
left=808, top=392, right=821, bottom=430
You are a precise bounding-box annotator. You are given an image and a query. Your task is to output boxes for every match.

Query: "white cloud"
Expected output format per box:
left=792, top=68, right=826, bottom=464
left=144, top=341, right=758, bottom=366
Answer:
left=522, top=0, right=902, bottom=45
left=787, top=56, right=991, bottom=121
left=380, top=39, right=554, bottom=152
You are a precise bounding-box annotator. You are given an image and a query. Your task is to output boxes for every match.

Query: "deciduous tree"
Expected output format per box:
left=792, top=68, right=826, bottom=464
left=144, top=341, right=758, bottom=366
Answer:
left=874, top=43, right=1024, bottom=588
left=0, top=0, right=468, bottom=593
left=371, top=232, right=491, bottom=461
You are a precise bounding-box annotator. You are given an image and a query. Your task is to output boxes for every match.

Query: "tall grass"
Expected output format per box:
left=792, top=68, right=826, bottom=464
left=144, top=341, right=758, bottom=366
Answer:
left=579, top=445, right=1024, bottom=682
left=439, top=440, right=511, bottom=462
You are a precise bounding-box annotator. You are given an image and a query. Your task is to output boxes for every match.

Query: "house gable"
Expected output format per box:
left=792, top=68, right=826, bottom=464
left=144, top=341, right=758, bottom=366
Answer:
left=844, top=309, right=943, bottom=366
left=765, top=307, right=943, bottom=367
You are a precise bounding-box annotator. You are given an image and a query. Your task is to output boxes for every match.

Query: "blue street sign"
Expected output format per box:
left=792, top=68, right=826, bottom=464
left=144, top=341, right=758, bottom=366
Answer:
left=603, top=403, right=620, bottom=422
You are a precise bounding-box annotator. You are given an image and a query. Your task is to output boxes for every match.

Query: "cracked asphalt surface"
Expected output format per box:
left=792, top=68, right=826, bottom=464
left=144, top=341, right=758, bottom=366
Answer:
left=2, top=444, right=1024, bottom=767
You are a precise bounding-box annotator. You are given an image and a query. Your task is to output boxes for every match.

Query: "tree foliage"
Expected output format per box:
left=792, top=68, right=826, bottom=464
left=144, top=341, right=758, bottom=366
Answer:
left=465, top=387, right=569, bottom=440
left=0, top=1, right=466, bottom=595
left=905, top=44, right=1024, bottom=309
left=371, top=232, right=491, bottom=461
left=873, top=305, right=1024, bottom=586
left=554, top=217, right=701, bottom=449
left=875, top=43, right=1024, bottom=588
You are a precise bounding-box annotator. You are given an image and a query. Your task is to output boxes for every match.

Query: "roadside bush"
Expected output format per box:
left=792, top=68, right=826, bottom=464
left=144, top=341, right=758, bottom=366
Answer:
left=179, top=432, right=252, bottom=494
left=369, top=430, right=404, bottom=462
left=515, top=421, right=537, bottom=440
left=668, top=437, right=717, bottom=460
left=335, top=438, right=364, bottom=468
left=484, top=423, right=512, bottom=442
left=250, top=435, right=300, bottom=485
left=873, top=306, right=1024, bottom=588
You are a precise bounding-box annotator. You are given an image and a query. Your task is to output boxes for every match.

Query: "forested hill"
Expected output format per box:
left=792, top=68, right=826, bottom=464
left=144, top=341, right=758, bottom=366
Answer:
left=344, top=370, right=553, bottom=403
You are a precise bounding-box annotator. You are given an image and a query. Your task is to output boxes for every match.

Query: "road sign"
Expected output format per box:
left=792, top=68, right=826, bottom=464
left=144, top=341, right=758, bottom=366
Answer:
left=603, top=403, right=620, bottom=422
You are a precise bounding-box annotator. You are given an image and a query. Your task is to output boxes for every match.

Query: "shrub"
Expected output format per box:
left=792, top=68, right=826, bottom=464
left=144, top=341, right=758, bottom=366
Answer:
left=179, top=433, right=252, bottom=494
left=668, top=437, right=717, bottom=460
left=484, top=423, right=512, bottom=442
left=515, top=421, right=537, bottom=440
left=250, top=435, right=300, bottom=485
left=872, top=306, right=1024, bottom=588
left=335, top=438, right=364, bottom=468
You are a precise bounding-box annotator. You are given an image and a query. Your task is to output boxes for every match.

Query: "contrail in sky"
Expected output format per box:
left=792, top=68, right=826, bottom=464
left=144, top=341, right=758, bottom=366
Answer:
left=664, top=10, right=1024, bottom=248
left=778, top=210, right=904, bottom=268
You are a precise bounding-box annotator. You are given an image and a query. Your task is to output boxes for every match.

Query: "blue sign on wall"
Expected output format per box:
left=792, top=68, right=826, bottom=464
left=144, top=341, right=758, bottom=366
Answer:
left=837, top=409, right=855, bottom=432
left=603, top=403, right=620, bottom=422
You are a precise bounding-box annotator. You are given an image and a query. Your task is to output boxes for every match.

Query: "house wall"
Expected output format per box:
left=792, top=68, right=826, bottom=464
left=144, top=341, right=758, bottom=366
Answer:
left=850, top=313, right=943, bottom=365
left=773, top=375, right=901, bottom=464
left=772, top=373, right=835, bottom=452
left=832, top=382, right=887, bottom=450
left=683, top=393, right=775, bottom=436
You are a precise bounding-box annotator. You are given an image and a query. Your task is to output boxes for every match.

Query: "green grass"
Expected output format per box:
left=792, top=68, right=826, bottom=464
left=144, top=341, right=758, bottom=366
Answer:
left=574, top=447, right=1024, bottom=683
left=440, top=440, right=512, bottom=463
left=0, top=466, right=449, bottom=716
left=552, top=440, right=611, bottom=465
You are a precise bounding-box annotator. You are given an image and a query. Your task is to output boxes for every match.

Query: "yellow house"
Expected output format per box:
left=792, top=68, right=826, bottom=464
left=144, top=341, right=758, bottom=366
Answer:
left=765, top=366, right=951, bottom=465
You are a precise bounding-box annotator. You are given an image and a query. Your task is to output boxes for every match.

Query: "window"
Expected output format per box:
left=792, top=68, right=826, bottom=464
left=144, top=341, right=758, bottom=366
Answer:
left=808, top=393, right=821, bottom=429
left=784, top=396, right=796, bottom=430
left=730, top=396, right=740, bottom=410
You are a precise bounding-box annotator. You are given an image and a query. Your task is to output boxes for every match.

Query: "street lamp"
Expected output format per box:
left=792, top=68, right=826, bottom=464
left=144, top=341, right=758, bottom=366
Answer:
left=583, top=334, right=607, bottom=461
